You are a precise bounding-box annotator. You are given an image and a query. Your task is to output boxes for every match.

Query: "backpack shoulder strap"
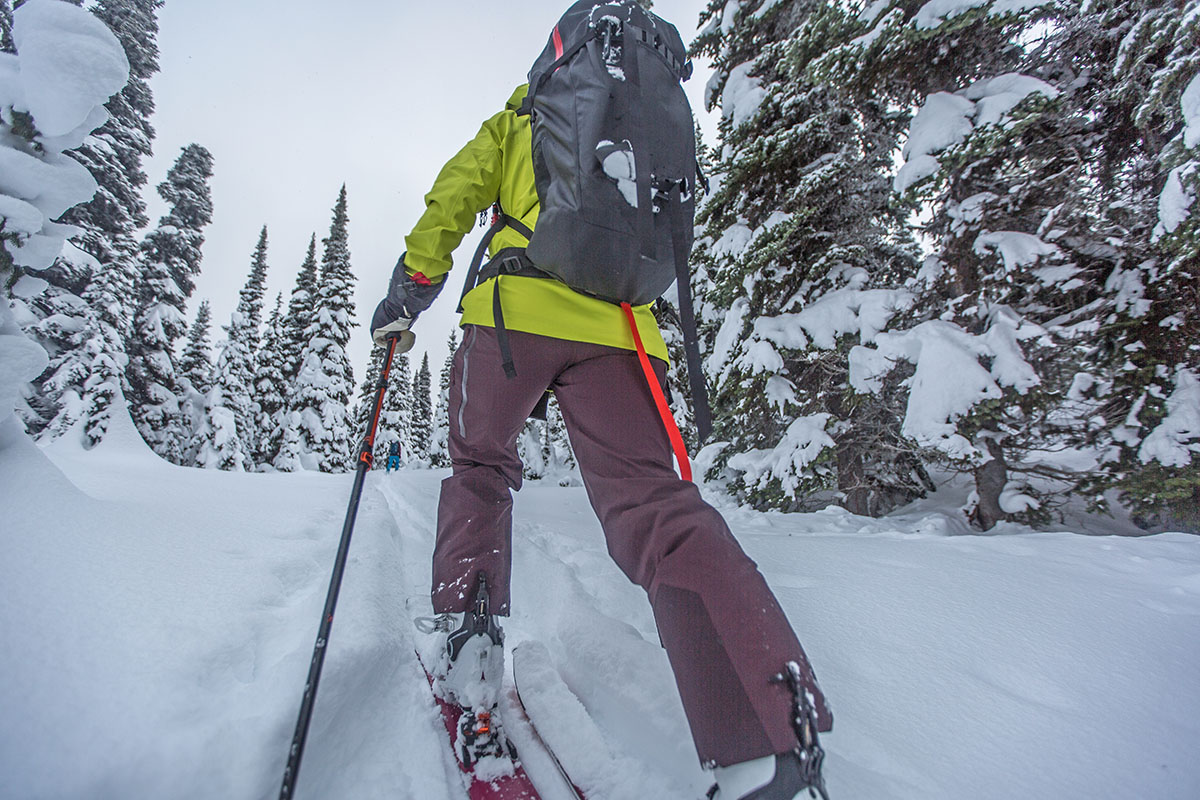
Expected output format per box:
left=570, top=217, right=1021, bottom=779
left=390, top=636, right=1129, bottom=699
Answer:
left=456, top=209, right=535, bottom=313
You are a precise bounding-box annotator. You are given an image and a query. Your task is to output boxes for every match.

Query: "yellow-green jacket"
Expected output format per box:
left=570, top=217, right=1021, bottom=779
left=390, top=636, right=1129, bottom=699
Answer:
left=402, top=84, right=669, bottom=362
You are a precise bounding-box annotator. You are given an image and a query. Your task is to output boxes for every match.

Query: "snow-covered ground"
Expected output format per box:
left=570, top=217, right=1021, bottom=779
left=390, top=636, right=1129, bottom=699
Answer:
left=2, top=409, right=1199, bottom=800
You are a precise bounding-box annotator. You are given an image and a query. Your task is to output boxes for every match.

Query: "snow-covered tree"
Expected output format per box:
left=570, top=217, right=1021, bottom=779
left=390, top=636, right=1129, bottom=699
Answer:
left=189, top=385, right=244, bottom=472
left=126, top=143, right=214, bottom=461
left=177, top=299, right=213, bottom=396
left=176, top=298, right=212, bottom=461
left=1070, top=0, right=1200, bottom=530
left=1, top=0, right=14, bottom=54
left=382, top=351, right=413, bottom=465
left=252, top=293, right=289, bottom=467
left=34, top=0, right=163, bottom=447
left=430, top=328, right=458, bottom=467
left=409, top=352, right=432, bottom=465
left=544, top=394, right=577, bottom=483
left=281, top=234, right=318, bottom=381
left=289, top=186, right=357, bottom=472
left=1, top=0, right=125, bottom=438
left=691, top=0, right=926, bottom=514
left=349, top=343, right=411, bottom=469
left=798, top=0, right=1107, bottom=528
left=209, top=226, right=269, bottom=467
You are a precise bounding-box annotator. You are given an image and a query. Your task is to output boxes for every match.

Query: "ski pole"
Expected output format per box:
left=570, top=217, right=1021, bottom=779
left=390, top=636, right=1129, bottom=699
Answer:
left=279, top=334, right=401, bottom=800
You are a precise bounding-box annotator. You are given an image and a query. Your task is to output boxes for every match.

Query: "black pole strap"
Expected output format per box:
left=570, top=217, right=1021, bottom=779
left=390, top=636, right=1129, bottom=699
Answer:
left=669, top=184, right=712, bottom=443
left=279, top=336, right=399, bottom=800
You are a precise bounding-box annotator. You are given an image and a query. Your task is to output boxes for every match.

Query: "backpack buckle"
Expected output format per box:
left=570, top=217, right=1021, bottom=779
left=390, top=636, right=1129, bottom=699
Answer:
left=499, top=254, right=526, bottom=274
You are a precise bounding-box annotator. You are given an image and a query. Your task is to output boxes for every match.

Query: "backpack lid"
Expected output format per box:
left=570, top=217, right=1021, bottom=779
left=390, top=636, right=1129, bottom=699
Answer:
left=528, top=1, right=692, bottom=90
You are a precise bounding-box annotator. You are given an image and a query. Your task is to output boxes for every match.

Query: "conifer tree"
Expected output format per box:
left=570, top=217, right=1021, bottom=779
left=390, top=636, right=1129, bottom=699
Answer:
left=1, top=0, right=13, bottom=54
left=252, top=294, right=289, bottom=467
left=176, top=299, right=212, bottom=461
left=212, top=226, right=269, bottom=467
left=1069, top=0, right=1200, bottom=529
left=127, top=143, right=214, bottom=461
left=281, top=235, right=319, bottom=381
left=518, top=418, right=547, bottom=480
left=177, top=299, right=213, bottom=396
left=271, top=410, right=306, bottom=472
left=803, top=0, right=1103, bottom=528
left=691, top=0, right=925, bottom=514
left=350, top=344, right=382, bottom=465
left=409, top=352, right=433, bottom=464
left=190, top=386, right=244, bottom=472
left=431, top=329, right=458, bottom=468
left=290, top=186, right=357, bottom=472
left=544, top=394, right=577, bottom=483
left=383, top=352, right=413, bottom=464
left=34, top=0, right=164, bottom=446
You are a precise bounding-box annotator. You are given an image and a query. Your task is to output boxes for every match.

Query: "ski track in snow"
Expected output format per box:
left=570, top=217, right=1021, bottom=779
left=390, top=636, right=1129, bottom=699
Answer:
left=3, top=429, right=1200, bottom=800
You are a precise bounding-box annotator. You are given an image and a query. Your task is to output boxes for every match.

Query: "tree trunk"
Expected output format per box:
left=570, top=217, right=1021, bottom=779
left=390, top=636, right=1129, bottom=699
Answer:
left=838, top=444, right=874, bottom=517
left=972, top=438, right=1008, bottom=531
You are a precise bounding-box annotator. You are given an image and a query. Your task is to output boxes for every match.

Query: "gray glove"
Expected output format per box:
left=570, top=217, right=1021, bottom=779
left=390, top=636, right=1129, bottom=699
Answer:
left=371, top=253, right=444, bottom=348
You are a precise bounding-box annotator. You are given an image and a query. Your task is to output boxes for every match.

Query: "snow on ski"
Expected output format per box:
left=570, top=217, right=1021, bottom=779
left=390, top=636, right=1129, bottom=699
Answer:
left=511, top=645, right=587, bottom=800
left=511, top=642, right=686, bottom=800
left=419, top=651, right=542, bottom=800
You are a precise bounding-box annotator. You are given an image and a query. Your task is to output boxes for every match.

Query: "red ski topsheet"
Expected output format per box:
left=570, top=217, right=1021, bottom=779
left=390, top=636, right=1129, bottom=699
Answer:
left=421, top=659, right=541, bottom=800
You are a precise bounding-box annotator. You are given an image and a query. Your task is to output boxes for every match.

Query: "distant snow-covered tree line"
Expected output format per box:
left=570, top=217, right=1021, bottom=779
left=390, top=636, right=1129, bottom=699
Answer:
left=683, top=0, right=1198, bottom=531
left=7, top=0, right=1195, bottom=527
left=2, top=0, right=447, bottom=474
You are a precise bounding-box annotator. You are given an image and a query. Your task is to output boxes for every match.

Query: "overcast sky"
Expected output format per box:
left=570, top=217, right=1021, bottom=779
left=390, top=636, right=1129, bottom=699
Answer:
left=141, top=0, right=721, bottom=394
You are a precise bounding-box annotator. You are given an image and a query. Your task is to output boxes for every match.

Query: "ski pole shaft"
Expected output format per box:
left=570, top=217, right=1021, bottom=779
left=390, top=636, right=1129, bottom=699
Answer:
left=279, top=335, right=399, bottom=800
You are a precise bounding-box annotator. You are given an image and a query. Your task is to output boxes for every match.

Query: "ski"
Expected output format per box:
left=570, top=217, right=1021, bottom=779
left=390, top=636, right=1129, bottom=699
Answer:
left=419, top=651, right=542, bottom=800
left=510, top=643, right=597, bottom=800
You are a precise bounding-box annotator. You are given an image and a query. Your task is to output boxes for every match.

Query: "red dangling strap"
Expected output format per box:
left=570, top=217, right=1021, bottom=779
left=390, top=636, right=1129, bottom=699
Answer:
left=621, top=303, right=692, bottom=482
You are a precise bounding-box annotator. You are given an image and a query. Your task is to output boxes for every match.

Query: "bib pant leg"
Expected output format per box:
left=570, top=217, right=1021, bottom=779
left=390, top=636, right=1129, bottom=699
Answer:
left=432, top=326, right=831, bottom=767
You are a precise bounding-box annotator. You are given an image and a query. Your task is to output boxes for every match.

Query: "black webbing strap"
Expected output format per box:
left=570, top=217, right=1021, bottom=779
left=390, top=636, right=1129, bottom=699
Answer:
left=622, top=18, right=656, bottom=263
left=457, top=205, right=539, bottom=380
left=668, top=182, right=712, bottom=443
left=457, top=213, right=534, bottom=313
left=624, top=23, right=689, bottom=79
left=519, top=28, right=598, bottom=117
left=493, top=276, right=517, bottom=379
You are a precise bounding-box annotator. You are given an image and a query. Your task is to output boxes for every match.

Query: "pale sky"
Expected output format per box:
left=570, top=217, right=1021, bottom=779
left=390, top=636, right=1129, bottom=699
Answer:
left=142, top=0, right=720, bottom=398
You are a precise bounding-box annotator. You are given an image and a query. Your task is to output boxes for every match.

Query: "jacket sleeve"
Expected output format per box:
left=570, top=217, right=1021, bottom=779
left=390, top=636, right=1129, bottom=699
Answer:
left=402, top=109, right=509, bottom=282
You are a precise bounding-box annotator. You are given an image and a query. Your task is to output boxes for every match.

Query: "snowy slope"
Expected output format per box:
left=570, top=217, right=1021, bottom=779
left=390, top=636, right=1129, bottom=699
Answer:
left=2, top=416, right=1199, bottom=800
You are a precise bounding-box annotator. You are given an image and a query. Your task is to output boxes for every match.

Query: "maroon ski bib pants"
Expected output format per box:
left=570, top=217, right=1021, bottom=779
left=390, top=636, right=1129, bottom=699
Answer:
left=432, top=324, right=831, bottom=766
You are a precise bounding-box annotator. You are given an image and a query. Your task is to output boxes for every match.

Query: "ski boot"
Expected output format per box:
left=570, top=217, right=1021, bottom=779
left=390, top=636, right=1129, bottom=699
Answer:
left=428, top=573, right=516, bottom=767
left=708, top=661, right=830, bottom=800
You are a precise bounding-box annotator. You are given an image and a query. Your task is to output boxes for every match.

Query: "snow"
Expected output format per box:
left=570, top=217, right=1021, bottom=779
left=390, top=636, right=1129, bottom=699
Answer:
left=858, top=0, right=891, bottom=26
left=973, top=230, right=1060, bottom=271
left=597, top=140, right=638, bottom=209
left=1151, top=163, right=1196, bottom=242
left=727, top=413, right=836, bottom=497
left=722, top=61, right=767, bottom=130
left=2, top=423, right=1199, bottom=800
left=1180, top=69, right=1200, bottom=150
left=850, top=311, right=1040, bottom=461
left=913, top=0, right=1050, bottom=29
left=896, top=75, right=1059, bottom=194
left=706, top=295, right=750, bottom=377
left=0, top=0, right=129, bottom=269
left=10, top=0, right=130, bottom=137
left=1138, top=368, right=1200, bottom=468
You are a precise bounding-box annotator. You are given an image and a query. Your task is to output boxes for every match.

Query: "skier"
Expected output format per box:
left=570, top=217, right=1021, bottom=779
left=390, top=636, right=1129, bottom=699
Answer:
left=371, top=4, right=832, bottom=798
left=385, top=440, right=401, bottom=473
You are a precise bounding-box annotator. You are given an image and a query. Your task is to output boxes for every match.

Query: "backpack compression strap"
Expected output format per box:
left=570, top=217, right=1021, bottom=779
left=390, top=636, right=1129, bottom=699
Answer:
left=620, top=302, right=692, bottom=483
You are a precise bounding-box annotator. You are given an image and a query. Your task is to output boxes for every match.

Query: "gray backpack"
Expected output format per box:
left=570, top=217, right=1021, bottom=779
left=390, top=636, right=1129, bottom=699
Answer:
left=460, top=0, right=711, bottom=439
left=521, top=0, right=697, bottom=306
